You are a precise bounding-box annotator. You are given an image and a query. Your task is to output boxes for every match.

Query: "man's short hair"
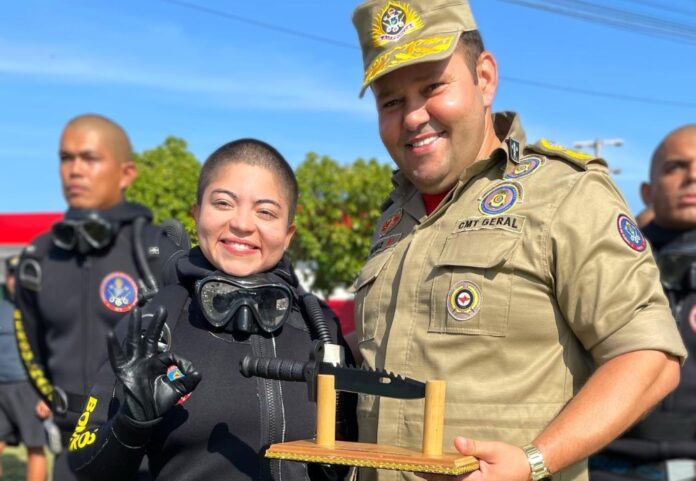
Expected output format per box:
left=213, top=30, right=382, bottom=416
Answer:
left=459, top=30, right=485, bottom=84
left=62, top=113, right=134, bottom=164
left=197, top=138, right=298, bottom=223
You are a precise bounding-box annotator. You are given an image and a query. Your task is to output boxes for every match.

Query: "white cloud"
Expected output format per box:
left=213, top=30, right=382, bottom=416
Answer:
left=0, top=42, right=373, bottom=116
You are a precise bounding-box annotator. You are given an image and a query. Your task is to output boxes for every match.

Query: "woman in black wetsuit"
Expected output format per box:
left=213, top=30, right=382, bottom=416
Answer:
left=67, top=138, right=355, bottom=481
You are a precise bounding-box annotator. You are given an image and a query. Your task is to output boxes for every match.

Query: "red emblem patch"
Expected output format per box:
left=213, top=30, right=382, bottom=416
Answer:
left=379, top=209, right=403, bottom=237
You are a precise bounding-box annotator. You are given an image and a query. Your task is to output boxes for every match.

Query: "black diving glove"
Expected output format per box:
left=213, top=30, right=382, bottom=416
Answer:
left=107, top=306, right=202, bottom=422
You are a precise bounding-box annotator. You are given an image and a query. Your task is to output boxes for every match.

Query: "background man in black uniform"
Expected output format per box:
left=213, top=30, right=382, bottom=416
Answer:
left=14, top=114, right=186, bottom=480
left=0, top=255, right=48, bottom=481
left=591, top=124, right=696, bottom=481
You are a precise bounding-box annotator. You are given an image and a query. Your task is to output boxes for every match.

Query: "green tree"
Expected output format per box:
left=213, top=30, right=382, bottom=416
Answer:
left=126, top=136, right=200, bottom=239
left=291, top=153, right=393, bottom=296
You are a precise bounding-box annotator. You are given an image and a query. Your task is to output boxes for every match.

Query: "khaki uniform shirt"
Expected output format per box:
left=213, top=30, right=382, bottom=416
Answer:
left=352, top=112, right=687, bottom=481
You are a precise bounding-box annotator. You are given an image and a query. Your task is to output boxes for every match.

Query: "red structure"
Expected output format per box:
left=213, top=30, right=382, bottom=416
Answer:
left=327, top=298, right=355, bottom=337
left=0, top=212, right=62, bottom=280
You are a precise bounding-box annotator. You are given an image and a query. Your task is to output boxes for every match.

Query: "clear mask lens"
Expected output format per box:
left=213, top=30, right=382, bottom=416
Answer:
left=197, top=278, right=292, bottom=332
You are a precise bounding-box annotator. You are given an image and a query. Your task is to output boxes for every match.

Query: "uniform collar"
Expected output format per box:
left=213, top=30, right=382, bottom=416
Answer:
left=452, top=112, right=525, bottom=191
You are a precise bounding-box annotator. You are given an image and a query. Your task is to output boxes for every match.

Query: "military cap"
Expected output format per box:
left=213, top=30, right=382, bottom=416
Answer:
left=352, top=0, right=478, bottom=96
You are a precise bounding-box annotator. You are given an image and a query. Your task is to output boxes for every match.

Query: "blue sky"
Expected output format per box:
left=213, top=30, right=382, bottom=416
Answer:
left=1, top=0, right=695, bottom=215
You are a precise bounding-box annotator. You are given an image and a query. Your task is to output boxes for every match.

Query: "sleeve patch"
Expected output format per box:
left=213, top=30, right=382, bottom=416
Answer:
left=617, top=214, right=646, bottom=252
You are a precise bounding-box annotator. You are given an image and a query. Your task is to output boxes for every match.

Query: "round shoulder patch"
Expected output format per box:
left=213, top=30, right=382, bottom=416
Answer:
left=100, top=272, right=139, bottom=313
left=504, top=156, right=544, bottom=180
left=479, top=182, right=523, bottom=215
left=447, top=280, right=482, bottom=321
left=617, top=214, right=646, bottom=252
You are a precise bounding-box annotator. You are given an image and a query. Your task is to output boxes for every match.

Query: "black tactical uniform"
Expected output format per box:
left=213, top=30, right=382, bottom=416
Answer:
left=14, top=202, right=186, bottom=480
left=590, top=222, right=696, bottom=481
left=67, top=247, right=356, bottom=481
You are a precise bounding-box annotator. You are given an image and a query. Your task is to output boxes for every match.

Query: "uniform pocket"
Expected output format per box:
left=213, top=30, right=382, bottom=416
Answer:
left=350, top=249, right=395, bottom=343
left=429, top=230, right=520, bottom=336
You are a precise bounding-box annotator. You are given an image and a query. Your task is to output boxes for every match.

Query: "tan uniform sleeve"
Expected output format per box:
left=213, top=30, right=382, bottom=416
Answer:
left=549, top=170, right=687, bottom=365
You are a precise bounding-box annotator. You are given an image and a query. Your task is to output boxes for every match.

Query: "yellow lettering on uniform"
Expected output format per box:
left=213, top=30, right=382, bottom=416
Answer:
left=68, top=397, right=99, bottom=450
left=78, top=432, right=96, bottom=448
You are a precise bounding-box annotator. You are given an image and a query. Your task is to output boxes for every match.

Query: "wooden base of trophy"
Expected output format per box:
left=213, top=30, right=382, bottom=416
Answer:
left=265, top=375, right=479, bottom=475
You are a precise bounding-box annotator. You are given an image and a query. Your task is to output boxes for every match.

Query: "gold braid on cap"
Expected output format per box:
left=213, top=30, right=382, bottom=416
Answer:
left=363, top=34, right=456, bottom=87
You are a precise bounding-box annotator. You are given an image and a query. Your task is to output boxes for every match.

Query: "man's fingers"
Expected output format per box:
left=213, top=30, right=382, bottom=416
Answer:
left=107, top=331, right=127, bottom=369
left=454, top=436, right=499, bottom=463
left=454, top=437, right=478, bottom=456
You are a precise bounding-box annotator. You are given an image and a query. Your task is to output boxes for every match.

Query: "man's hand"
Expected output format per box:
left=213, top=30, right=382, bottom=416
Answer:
left=417, top=437, right=530, bottom=481
left=107, top=306, right=202, bottom=422
left=35, top=399, right=52, bottom=419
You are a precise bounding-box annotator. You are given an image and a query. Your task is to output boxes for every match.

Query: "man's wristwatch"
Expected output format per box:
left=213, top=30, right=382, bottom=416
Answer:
left=522, top=444, right=552, bottom=481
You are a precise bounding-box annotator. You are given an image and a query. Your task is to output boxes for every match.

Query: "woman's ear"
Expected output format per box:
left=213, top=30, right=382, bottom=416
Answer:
left=192, top=204, right=200, bottom=227
left=284, top=224, right=296, bottom=251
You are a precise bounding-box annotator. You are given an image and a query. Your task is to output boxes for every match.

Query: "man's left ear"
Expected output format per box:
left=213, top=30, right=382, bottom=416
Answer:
left=476, top=51, right=499, bottom=108
left=120, top=161, right=138, bottom=190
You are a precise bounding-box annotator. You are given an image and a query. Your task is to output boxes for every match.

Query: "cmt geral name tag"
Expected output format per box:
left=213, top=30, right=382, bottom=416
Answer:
left=666, top=459, right=696, bottom=481
left=454, top=215, right=525, bottom=234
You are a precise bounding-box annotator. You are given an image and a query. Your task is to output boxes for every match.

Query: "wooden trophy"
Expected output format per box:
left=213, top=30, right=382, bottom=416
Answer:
left=265, top=375, right=479, bottom=475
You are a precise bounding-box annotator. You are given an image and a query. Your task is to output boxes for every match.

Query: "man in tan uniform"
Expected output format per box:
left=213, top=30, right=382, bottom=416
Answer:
left=350, top=2, right=686, bottom=481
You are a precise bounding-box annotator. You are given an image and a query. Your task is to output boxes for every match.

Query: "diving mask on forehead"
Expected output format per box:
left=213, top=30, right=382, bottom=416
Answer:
left=195, top=274, right=293, bottom=334
left=52, top=212, right=117, bottom=253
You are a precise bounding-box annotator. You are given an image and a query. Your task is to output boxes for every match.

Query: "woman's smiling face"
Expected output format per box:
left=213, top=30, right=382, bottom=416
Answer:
left=194, top=161, right=295, bottom=276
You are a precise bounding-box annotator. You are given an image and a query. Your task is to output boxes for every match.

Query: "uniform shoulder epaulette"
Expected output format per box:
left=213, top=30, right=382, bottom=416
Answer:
left=525, top=139, right=608, bottom=171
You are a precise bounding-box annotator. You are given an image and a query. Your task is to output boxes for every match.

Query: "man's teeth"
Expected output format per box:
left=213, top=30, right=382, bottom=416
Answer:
left=411, top=135, right=439, bottom=147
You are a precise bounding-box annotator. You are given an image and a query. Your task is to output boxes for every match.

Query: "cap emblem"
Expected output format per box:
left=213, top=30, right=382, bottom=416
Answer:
left=372, top=1, right=423, bottom=46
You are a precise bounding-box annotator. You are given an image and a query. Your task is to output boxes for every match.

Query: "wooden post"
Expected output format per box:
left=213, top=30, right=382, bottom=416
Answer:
left=316, top=374, right=336, bottom=448
left=422, top=380, right=446, bottom=456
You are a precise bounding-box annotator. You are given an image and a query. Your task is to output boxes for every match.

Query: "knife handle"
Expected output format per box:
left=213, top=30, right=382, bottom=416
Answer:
left=240, top=355, right=307, bottom=382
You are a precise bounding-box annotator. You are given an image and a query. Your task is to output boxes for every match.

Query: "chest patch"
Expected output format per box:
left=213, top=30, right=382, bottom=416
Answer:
left=379, top=209, right=403, bottom=237
left=447, top=280, right=482, bottom=321
left=504, top=156, right=544, bottom=180
left=100, top=272, right=139, bottom=313
left=455, top=214, right=525, bottom=234
left=370, top=232, right=401, bottom=256
left=479, top=182, right=523, bottom=215
left=617, top=214, right=646, bottom=252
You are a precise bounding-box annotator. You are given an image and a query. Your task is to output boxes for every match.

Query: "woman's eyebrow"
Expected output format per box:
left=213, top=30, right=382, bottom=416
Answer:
left=211, top=188, right=281, bottom=209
